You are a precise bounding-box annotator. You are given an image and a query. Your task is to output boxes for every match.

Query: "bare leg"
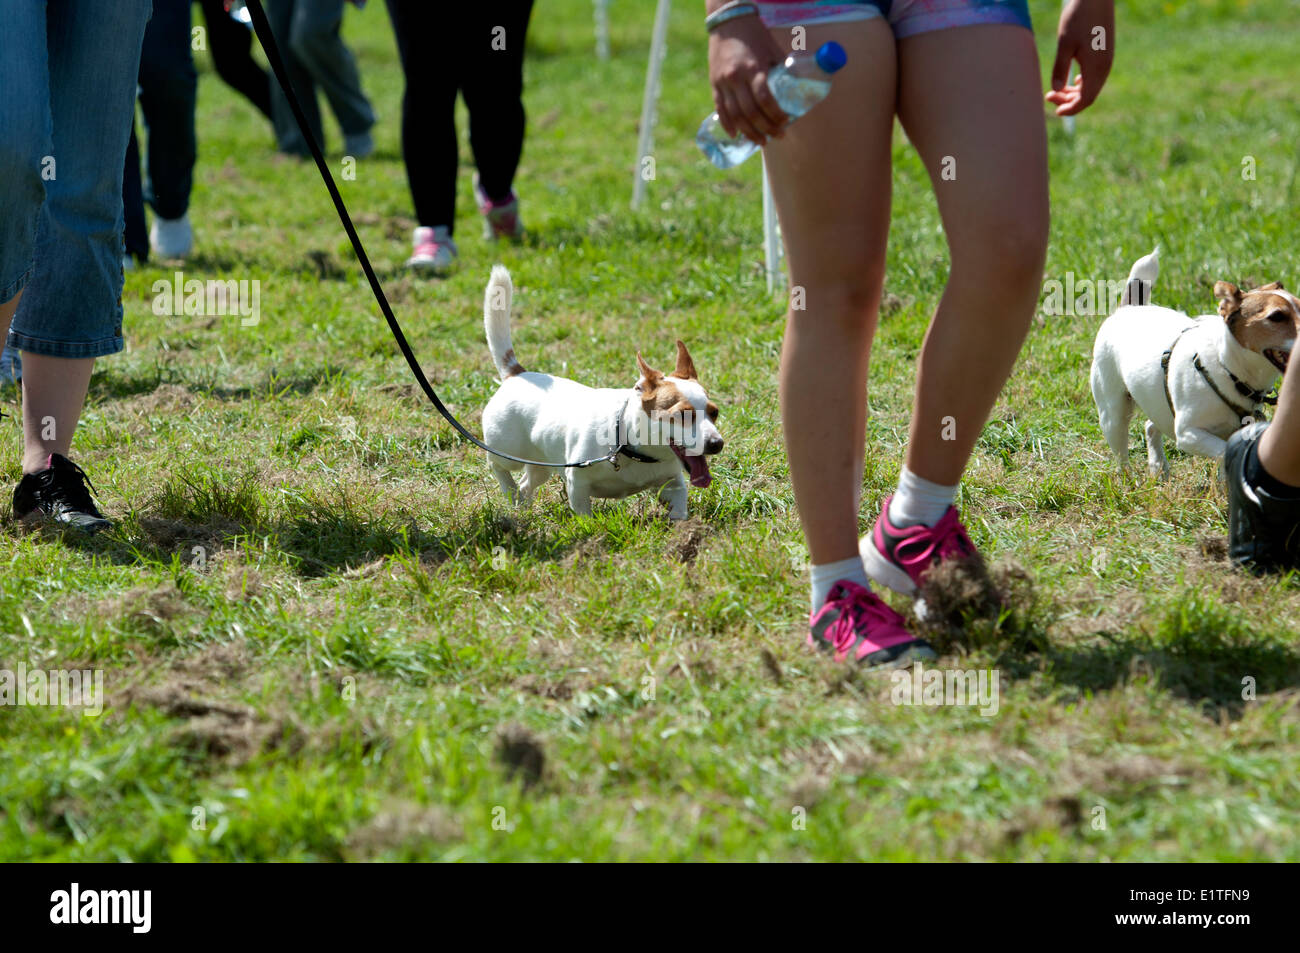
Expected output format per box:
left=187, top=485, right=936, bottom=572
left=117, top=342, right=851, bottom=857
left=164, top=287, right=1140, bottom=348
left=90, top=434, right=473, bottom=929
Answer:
left=21, top=355, right=94, bottom=473
left=762, top=19, right=896, bottom=565
left=1258, top=361, right=1300, bottom=485
left=896, top=25, right=1049, bottom=486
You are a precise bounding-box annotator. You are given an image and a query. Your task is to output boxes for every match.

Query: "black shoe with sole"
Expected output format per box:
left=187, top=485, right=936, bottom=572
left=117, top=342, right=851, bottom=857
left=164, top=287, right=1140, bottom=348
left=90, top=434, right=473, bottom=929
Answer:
left=12, top=453, right=113, bottom=533
left=1225, top=421, right=1300, bottom=572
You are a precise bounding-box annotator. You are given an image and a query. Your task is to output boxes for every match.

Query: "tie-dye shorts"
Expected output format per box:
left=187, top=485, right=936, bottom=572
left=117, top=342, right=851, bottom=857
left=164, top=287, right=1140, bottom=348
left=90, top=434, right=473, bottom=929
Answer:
left=753, top=0, right=1031, bottom=37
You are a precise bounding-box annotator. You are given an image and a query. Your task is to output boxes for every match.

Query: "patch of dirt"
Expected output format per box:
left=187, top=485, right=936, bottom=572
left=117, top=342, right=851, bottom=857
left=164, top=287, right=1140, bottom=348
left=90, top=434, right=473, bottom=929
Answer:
left=760, top=647, right=784, bottom=685
left=344, top=801, right=462, bottom=858
left=671, top=517, right=711, bottom=563
left=1198, top=534, right=1229, bottom=561
left=1003, top=796, right=1086, bottom=844
left=495, top=723, right=545, bottom=790
left=172, top=641, right=252, bottom=683
left=138, top=516, right=241, bottom=557
left=95, top=583, right=192, bottom=634
left=120, top=682, right=305, bottom=762
left=304, top=249, right=346, bottom=280
left=514, top=674, right=576, bottom=700
left=121, top=383, right=198, bottom=416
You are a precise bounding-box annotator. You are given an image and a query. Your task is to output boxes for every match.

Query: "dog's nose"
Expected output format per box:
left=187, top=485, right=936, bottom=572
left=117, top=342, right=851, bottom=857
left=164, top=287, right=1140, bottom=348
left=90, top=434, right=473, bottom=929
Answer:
left=704, top=435, right=724, bottom=455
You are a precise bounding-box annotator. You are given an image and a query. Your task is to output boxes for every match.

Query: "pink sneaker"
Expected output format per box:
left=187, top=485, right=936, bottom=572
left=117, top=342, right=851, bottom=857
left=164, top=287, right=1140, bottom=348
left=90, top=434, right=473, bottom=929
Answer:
left=861, top=495, right=980, bottom=596
left=473, top=173, right=524, bottom=241
left=406, top=226, right=457, bottom=274
left=807, top=580, right=935, bottom=666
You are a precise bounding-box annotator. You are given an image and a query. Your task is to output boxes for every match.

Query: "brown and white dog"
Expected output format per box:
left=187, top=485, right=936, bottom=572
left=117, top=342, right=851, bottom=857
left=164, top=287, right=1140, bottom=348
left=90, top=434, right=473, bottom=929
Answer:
left=1091, top=247, right=1298, bottom=475
left=480, top=266, right=723, bottom=518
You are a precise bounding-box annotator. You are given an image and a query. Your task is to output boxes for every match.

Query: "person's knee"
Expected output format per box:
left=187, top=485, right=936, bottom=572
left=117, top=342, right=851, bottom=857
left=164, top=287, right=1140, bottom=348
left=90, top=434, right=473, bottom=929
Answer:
left=0, top=139, right=47, bottom=202
left=288, top=18, right=340, bottom=68
left=955, top=207, right=1048, bottom=292
left=792, top=277, right=882, bottom=328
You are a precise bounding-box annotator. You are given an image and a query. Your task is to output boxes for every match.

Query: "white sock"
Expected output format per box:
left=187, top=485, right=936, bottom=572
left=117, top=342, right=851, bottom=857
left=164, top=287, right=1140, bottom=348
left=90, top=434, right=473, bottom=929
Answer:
left=810, top=555, right=871, bottom=612
left=888, top=465, right=958, bottom=528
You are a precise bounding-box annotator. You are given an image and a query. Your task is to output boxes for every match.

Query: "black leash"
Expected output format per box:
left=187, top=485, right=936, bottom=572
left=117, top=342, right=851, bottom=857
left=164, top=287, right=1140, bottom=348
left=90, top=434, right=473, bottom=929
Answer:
left=242, top=0, right=627, bottom=471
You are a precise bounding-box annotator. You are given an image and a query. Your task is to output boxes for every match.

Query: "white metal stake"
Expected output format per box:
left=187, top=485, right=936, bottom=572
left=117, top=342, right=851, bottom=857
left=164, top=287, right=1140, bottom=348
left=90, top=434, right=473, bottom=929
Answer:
left=594, top=0, right=610, bottom=61
left=632, top=0, right=671, bottom=209
left=762, top=158, right=784, bottom=293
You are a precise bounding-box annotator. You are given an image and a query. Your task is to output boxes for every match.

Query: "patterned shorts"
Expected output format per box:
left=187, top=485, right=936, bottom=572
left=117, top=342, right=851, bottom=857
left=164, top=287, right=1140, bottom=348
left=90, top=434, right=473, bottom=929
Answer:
left=753, top=0, right=1031, bottom=38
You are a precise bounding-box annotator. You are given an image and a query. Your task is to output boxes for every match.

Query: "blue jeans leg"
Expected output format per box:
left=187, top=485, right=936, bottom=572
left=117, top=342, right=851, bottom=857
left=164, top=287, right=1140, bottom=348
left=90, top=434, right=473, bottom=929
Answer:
left=6, top=0, right=152, bottom=359
left=0, top=3, right=53, bottom=307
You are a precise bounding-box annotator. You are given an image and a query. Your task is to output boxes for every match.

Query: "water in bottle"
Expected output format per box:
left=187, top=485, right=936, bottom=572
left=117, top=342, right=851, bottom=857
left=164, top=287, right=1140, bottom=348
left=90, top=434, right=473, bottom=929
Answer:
left=696, top=41, right=848, bottom=170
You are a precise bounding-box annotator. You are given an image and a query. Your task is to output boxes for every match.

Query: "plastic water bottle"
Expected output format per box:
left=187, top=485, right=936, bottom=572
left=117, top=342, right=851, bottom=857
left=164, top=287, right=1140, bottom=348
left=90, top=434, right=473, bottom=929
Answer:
left=696, top=41, right=847, bottom=169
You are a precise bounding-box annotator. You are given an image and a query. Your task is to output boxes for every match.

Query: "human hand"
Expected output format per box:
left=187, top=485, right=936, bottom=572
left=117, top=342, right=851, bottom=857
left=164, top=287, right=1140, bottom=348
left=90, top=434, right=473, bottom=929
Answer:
left=1046, top=0, right=1115, bottom=116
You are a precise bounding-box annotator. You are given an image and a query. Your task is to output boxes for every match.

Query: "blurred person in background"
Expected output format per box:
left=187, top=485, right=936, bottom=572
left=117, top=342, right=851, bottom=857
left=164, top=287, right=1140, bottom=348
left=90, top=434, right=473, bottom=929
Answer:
left=384, top=0, right=535, bottom=274
left=266, top=0, right=376, bottom=159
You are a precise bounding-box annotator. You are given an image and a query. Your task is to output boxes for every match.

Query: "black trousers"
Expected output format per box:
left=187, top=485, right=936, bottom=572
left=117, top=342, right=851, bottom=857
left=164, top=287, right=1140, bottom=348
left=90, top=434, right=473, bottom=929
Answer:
left=196, top=0, right=273, bottom=120
left=383, top=0, right=535, bottom=234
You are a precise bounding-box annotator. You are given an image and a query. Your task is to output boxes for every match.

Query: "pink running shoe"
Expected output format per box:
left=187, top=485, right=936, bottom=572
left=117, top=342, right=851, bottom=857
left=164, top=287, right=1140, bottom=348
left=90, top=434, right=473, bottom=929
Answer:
left=861, top=495, right=981, bottom=596
left=807, top=580, right=935, bottom=667
left=407, top=226, right=457, bottom=274
left=473, top=173, right=524, bottom=242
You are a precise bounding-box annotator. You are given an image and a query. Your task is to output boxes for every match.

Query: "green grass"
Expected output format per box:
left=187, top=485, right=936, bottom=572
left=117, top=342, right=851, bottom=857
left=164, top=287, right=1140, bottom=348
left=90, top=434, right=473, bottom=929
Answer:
left=2, top=0, right=1300, bottom=861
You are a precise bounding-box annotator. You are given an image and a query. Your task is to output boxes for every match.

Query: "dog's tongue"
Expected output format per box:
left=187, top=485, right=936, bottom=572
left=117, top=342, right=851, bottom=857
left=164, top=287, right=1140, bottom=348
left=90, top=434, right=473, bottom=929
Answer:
left=686, top=454, right=711, bottom=488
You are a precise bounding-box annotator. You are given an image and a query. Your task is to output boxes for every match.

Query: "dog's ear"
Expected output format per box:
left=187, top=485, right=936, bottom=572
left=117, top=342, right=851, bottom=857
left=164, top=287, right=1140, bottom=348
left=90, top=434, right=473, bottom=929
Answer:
left=1258, top=281, right=1285, bottom=292
left=636, top=352, right=662, bottom=388
left=673, top=340, right=698, bottom=381
left=1214, top=281, right=1243, bottom=321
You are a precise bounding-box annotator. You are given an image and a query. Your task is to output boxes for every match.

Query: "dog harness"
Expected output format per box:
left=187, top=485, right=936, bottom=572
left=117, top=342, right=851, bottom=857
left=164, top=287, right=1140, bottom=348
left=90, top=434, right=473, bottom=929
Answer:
left=1160, top=329, right=1275, bottom=423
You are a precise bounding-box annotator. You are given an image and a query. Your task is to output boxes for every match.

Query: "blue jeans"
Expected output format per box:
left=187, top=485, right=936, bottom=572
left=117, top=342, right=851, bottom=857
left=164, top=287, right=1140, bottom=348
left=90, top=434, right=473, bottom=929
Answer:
left=268, top=0, right=375, bottom=154
left=0, top=0, right=152, bottom=359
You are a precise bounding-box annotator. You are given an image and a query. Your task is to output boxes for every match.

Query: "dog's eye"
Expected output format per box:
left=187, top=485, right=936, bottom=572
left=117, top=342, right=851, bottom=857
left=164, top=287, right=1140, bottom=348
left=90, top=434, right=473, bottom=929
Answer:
left=1268, top=310, right=1290, bottom=323
left=706, top=403, right=719, bottom=421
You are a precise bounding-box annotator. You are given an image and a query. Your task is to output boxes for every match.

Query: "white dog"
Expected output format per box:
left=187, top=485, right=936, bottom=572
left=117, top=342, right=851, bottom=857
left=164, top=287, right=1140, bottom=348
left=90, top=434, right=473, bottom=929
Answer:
left=1090, top=248, right=1298, bottom=475
left=479, top=266, right=723, bottom=519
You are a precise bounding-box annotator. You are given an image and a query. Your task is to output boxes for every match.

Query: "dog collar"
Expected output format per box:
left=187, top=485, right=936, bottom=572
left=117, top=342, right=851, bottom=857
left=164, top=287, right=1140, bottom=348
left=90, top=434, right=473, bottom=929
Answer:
left=608, top=395, right=658, bottom=469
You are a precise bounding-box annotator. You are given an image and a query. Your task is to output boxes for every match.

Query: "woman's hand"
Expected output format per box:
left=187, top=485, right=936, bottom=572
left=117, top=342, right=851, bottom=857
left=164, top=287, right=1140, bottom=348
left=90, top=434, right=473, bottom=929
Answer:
left=1045, top=0, right=1115, bottom=116
left=707, top=12, right=789, bottom=146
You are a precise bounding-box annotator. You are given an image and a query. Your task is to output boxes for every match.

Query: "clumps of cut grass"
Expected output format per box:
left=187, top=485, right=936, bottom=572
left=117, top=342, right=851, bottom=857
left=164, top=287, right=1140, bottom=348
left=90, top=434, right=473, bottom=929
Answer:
left=496, top=722, right=546, bottom=790
left=914, top=556, right=1051, bottom=657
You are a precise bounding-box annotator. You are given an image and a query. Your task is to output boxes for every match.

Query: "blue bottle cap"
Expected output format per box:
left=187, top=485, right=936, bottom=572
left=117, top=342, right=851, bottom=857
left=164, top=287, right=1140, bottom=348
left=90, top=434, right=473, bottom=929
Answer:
left=815, top=41, right=847, bottom=74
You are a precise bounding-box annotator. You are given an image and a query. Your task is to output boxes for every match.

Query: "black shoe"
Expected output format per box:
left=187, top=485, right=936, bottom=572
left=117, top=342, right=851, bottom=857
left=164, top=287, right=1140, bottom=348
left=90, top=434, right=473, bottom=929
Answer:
left=12, top=453, right=113, bottom=533
left=1225, top=421, right=1300, bottom=572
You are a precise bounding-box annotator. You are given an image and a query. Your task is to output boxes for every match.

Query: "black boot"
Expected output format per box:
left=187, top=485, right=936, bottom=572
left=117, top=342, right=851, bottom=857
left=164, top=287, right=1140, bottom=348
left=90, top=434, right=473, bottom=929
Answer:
left=1225, top=421, right=1300, bottom=572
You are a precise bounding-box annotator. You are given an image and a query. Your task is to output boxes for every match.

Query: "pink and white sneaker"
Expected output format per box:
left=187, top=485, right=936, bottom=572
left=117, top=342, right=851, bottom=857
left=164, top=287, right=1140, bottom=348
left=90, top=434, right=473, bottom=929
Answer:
left=406, top=226, right=457, bottom=274
left=861, top=495, right=981, bottom=596
left=473, top=173, right=524, bottom=242
left=807, top=580, right=935, bottom=667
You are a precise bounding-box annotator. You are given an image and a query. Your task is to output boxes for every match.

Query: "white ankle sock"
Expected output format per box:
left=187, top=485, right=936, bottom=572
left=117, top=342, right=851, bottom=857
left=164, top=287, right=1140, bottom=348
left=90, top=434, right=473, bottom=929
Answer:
left=810, top=555, right=870, bottom=611
left=888, top=465, right=958, bottom=528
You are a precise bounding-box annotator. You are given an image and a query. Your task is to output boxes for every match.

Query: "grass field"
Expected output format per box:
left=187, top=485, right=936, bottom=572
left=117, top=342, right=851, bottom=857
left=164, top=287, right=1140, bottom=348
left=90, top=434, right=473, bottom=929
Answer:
left=2, top=0, right=1299, bottom=861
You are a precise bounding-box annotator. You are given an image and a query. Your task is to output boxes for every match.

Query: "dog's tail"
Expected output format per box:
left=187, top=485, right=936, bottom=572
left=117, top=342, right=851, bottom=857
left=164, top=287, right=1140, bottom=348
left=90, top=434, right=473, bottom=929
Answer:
left=484, top=264, right=524, bottom=380
left=1121, top=245, right=1160, bottom=307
